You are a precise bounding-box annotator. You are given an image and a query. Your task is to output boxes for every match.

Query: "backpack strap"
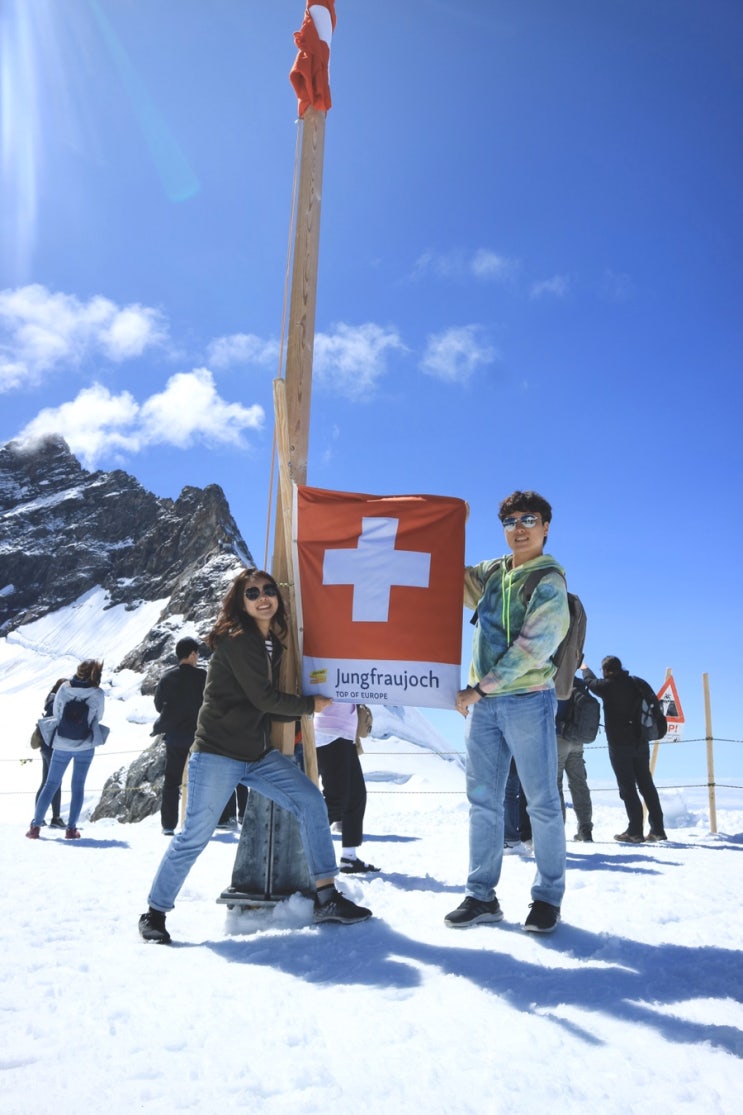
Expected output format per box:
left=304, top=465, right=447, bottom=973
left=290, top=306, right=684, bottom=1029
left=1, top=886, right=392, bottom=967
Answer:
left=469, top=561, right=565, bottom=626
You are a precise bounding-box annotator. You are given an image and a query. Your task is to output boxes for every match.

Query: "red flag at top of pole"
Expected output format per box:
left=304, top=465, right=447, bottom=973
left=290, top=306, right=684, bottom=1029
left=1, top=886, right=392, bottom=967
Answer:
left=289, top=2, right=337, bottom=117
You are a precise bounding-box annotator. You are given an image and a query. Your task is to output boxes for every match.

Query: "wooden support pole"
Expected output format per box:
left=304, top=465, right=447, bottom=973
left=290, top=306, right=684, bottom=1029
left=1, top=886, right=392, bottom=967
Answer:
left=273, top=378, right=319, bottom=785
left=703, top=672, right=717, bottom=834
left=271, top=106, right=327, bottom=766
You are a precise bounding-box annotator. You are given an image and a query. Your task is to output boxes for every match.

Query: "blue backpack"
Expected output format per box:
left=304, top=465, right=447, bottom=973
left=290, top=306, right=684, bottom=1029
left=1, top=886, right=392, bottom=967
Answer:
left=58, top=696, right=92, bottom=741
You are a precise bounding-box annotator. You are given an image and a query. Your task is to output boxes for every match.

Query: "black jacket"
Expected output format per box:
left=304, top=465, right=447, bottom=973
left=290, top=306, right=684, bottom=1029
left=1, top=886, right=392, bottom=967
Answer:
left=194, top=626, right=314, bottom=762
left=582, top=667, right=643, bottom=747
left=153, top=663, right=207, bottom=741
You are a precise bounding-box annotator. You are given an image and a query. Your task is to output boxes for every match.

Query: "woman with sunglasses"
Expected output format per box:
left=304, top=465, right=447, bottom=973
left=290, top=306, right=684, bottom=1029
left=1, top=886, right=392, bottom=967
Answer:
left=139, top=568, right=371, bottom=943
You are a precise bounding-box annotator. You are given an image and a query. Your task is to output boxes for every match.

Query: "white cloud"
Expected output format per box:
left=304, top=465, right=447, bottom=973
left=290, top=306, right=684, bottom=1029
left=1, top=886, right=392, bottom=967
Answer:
left=206, top=333, right=280, bottom=370
left=470, top=249, right=517, bottom=281
left=0, top=284, right=167, bottom=391
left=530, top=274, right=571, bottom=299
left=313, top=322, right=406, bottom=399
left=16, top=369, right=264, bottom=467
left=411, top=249, right=517, bottom=283
left=420, top=325, right=496, bottom=383
left=139, top=368, right=263, bottom=448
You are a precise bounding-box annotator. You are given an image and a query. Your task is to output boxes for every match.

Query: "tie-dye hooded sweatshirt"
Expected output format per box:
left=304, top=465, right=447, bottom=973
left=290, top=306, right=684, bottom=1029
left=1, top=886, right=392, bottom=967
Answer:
left=464, top=553, right=570, bottom=696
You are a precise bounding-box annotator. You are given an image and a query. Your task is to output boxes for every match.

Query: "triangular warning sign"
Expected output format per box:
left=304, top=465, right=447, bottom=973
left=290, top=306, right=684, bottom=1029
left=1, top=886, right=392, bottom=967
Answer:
left=657, top=675, right=684, bottom=723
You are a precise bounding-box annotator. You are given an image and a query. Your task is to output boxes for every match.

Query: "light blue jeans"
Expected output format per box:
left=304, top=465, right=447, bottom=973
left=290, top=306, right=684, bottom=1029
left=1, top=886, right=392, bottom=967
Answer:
left=32, top=747, right=95, bottom=830
left=148, top=749, right=338, bottom=913
left=465, top=689, right=566, bottom=908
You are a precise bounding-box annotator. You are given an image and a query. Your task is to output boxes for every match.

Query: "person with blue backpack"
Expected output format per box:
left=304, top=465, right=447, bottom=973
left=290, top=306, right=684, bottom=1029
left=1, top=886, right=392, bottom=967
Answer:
left=26, top=659, right=107, bottom=841
left=445, top=490, right=570, bottom=934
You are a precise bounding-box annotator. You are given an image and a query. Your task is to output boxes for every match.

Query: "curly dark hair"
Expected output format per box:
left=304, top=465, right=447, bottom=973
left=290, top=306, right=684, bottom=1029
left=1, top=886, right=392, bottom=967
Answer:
left=207, top=568, right=289, bottom=648
left=498, top=490, right=553, bottom=524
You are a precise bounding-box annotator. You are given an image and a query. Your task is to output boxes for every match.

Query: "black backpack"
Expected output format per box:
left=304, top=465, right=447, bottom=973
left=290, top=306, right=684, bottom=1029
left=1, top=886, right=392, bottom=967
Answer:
left=561, top=681, right=600, bottom=743
left=57, top=696, right=92, bottom=741
left=631, top=676, right=667, bottom=742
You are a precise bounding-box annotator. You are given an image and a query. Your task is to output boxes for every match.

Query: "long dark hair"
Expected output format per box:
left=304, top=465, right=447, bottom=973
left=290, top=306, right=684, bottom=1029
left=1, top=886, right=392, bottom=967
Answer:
left=207, top=569, right=289, bottom=649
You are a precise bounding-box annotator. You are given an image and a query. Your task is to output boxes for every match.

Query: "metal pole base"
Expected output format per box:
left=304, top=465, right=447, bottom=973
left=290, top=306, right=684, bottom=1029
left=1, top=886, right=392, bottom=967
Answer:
left=216, top=789, right=313, bottom=908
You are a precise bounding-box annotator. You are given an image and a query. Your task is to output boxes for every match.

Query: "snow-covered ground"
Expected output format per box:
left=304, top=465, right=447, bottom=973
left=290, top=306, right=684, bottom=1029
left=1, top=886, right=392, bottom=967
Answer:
left=1, top=598, right=742, bottom=1113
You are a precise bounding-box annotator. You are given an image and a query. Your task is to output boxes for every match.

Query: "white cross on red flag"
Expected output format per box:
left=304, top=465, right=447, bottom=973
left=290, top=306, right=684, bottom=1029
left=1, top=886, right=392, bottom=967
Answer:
left=294, top=485, right=467, bottom=708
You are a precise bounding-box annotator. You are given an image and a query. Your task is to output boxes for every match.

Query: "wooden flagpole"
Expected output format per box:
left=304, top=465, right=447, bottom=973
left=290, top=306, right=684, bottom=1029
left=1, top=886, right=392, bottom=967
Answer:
left=270, top=104, right=327, bottom=782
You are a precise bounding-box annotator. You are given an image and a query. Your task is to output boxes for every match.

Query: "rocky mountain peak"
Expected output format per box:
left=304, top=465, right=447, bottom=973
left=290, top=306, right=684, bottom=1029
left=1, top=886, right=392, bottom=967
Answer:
left=0, top=436, right=254, bottom=687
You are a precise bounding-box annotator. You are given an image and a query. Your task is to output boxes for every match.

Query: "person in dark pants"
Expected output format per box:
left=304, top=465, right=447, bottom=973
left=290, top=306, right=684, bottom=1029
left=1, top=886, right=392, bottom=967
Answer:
left=216, top=783, right=249, bottom=829
left=555, top=679, right=594, bottom=842
left=36, top=678, right=68, bottom=828
left=314, top=703, right=379, bottom=874
left=153, top=637, right=206, bottom=836
left=503, top=758, right=531, bottom=852
left=581, top=656, right=666, bottom=843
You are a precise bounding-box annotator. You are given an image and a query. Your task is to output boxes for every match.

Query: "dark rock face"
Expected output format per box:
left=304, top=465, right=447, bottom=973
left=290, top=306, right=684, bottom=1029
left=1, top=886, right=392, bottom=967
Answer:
left=1, top=435, right=258, bottom=822
left=90, top=738, right=167, bottom=823
left=0, top=436, right=254, bottom=669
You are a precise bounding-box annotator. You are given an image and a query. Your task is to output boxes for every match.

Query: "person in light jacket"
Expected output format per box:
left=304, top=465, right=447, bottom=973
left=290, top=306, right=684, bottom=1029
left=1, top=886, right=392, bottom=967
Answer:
left=26, top=660, right=106, bottom=841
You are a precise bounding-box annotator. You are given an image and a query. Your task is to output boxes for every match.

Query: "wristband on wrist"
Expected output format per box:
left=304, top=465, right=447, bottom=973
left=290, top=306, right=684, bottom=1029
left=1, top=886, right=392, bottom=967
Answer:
left=473, top=683, right=486, bottom=698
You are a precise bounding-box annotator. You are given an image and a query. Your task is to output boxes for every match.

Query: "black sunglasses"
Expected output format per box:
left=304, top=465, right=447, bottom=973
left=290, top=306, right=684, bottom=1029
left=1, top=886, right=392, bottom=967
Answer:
left=244, top=584, right=279, bottom=601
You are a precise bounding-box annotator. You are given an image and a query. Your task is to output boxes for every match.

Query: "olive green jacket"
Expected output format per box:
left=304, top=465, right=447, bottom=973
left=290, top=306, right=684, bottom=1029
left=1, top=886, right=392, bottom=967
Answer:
left=194, top=627, right=314, bottom=762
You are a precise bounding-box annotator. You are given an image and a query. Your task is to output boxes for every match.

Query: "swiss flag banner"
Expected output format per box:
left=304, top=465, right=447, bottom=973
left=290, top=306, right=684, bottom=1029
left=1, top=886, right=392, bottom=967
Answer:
left=294, top=485, right=467, bottom=708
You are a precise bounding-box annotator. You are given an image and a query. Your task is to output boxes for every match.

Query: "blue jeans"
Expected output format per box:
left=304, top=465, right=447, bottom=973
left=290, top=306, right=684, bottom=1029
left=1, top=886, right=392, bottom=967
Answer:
left=36, top=743, right=63, bottom=821
left=465, top=690, right=565, bottom=908
left=33, top=748, right=95, bottom=829
left=148, top=749, right=339, bottom=912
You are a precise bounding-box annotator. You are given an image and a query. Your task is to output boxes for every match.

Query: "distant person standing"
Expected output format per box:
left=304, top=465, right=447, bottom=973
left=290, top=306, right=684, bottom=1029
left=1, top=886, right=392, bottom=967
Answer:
left=35, top=678, right=68, bottom=829
left=581, top=656, right=667, bottom=843
left=314, top=702, right=379, bottom=874
left=153, top=637, right=206, bottom=836
left=555, top=677, right=595, bottom=842
left=27, top=660, right=106, bottom=840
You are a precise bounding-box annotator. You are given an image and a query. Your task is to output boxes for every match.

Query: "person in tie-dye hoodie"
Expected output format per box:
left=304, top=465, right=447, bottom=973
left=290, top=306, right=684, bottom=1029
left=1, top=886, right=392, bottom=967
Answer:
left=445, top=491, right=569, bottom=935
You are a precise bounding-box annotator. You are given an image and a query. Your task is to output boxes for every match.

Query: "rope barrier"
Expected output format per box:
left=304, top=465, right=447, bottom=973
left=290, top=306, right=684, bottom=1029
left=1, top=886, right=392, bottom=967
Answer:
left=3, top=733, right=742, bottom=766
left=2, top=782, right=742, bottom=799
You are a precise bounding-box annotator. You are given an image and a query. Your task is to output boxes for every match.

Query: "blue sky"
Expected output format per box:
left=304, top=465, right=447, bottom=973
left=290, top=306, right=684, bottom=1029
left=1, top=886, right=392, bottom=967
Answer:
left=1, top=1, right=741, bottom=778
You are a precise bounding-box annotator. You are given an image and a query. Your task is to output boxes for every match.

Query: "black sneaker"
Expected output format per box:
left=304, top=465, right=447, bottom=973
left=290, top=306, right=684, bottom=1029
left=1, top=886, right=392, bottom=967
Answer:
left=524, top=900, right=561, bottom=933
left=573, top=829, right=593, bottom=842
left=313, top=889, right=372, bottom=925
left=340, top=856, right=380, bottom=874
left=138, top=909, right=172, bottom=944
left=49, top=816, right=67, bottom=829
left=444, top=896, right=504, bottom=928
